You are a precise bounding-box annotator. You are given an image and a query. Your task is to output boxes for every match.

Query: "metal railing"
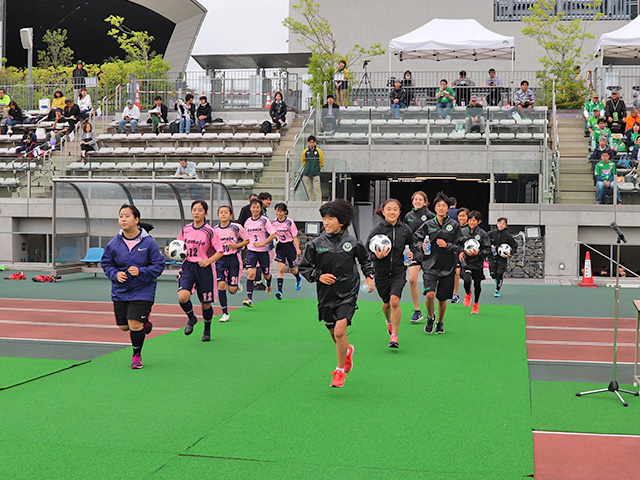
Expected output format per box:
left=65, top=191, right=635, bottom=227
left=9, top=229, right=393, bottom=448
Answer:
left=578, top=241, right=640, bottom=278
left=289, top=103, right=317, bottom=200
left=494, top=0, right=639, bottom=21
left=0, top=78, right=109, bottom=112
left=593, top=66, right=640, bottom=107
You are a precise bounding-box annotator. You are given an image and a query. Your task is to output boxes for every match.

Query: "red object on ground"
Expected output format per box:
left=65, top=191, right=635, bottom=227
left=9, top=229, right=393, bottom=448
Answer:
left=135, top=84, right=141, bottom=109
left=579, top=251, right=597, bottom=287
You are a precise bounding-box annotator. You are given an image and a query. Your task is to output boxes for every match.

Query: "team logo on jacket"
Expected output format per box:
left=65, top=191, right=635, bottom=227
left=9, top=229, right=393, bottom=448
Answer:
left=475, top=235, right=481, bottom=240
left=342, top=242, right=353, bottom=252
left=445, top=224, right=453, bottom=232
left=421, top=215, right=427, bottom=221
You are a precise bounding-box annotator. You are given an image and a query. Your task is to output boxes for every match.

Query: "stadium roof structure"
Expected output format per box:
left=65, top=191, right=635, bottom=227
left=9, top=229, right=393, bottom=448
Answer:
left=595, top=16, right=640, bottom=64
left=192, top=53, right=312, bottom=71
left=389, top=18, right=515, bottom=61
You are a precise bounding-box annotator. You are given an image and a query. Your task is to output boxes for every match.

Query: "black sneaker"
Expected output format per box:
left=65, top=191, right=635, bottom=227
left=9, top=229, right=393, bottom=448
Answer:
left=202, top=333, right=211, bottom=342
left=185, top=318, right=196, bottom=336
left=143, top=320, right=153, bottom=334
left=425, top=316, right=435, bottom=334
left=451, top=294, right=460, bottom=304
left=254, top=282, right=266, bottom=291
left=435, top=322, right=445, bottom=334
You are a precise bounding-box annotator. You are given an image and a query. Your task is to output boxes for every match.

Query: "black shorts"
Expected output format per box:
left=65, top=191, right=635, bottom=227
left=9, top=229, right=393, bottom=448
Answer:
left=464, top=267, right=485, bottom=284
left=275, top=241, right=298, bottom=268
left=423, top=271, right=456, bottom=301
left=319, top=302, right=357, bottom=330
left=113, top=300, right=153, bottom=326
left=245, top=250, right=271, bottom=275
left=178, top=260, right=216, bottom=304
left=215, top=254, right=241, bottom=286
left=489, top=257, right=507, bottom=278
left=375, top=271, right=407, bottom=303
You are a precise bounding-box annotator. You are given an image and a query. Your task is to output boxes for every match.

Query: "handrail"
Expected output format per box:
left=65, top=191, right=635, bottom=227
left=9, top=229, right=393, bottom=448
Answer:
left=577, top=241, right=640, bottom=278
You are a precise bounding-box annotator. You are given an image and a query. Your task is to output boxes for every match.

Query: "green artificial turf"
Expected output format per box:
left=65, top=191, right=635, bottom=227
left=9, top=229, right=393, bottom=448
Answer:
left=531, top=381, right=640, bottom=435
left=0, top=300, right=533, bottom=479
left=0, top=356, right=84, bottom=389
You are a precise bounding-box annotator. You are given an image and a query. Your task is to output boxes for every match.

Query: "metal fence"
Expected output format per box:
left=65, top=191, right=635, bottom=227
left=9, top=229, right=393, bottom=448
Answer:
left=0, top=78, right=109, bottom=112
left=593, top=66, right=640, bottom=108
left=494, top=0, right=639, bottom=21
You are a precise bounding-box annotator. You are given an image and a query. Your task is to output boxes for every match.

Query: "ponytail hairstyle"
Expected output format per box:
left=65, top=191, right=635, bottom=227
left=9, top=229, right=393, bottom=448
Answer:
left=374, top=198, right=402, bottom=218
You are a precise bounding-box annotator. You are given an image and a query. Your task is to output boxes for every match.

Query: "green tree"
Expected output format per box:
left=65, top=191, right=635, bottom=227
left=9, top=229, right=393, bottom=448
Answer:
left=283, top=0, right=385, bottom=106
left=522, top=0, right=603, bottom=108
left=37, top=29, right=74, bottom=68
left=105, top=15, right=155, bottom=70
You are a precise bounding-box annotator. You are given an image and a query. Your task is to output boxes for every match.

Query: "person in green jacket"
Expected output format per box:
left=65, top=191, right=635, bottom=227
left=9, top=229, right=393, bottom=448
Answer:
left=301, top=135, right=325, bottom=202
left=594, top=151, right=621, bottom=204
left=584, top=92, right=604, bottom=137
left=435, top=79, right=455, bottom=120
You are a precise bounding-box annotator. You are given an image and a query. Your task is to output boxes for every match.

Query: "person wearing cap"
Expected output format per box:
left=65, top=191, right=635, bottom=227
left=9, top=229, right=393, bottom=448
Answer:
left=72, top=60, right=88, bottom=103
left=119, top=99, right=140, bottom=133
left=63, top=98, right=81, bottom=131
left=464, top=96, right=485, bottom=133
left=483, top=69, right=503, bottom=106
left=604, top=89, right=627, bottom=133
left=452, top=70, right=475, bottom=106
left=583, top=93, right=604, bottom=137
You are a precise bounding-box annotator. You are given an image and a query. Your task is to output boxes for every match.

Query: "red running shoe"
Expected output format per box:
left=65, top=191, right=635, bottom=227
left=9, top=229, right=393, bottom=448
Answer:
left=389, top=334, right=399, bottom=348
left=471, top=303, right=479, bottom=315
left=330, top=369, right=346, bottom=388
left=345, top=345, right=354, bottom=373
left=386, top=322, right=392, bottom=335
left=463, top=294, right=472, bottom=307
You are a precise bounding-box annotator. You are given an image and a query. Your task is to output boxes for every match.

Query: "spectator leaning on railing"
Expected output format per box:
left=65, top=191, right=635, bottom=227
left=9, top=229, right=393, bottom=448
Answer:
left=175, top=158, right=198, bottom=178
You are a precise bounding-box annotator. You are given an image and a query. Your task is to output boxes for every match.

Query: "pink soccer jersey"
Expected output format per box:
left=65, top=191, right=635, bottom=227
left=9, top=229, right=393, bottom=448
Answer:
left=178, top=222, right=224, bottom=262
left=272, top=217, right=298, bottom=244
left=244, top=216, right=276, bottom=252
left=213, top=222, right=249, bottom=255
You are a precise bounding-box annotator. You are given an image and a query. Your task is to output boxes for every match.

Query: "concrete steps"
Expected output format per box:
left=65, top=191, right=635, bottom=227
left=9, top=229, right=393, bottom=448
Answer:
left=556, top=113, right=594, bottom=205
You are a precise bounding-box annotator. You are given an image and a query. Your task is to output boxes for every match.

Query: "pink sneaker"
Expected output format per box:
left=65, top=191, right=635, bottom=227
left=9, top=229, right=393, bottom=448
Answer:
left=471, top=303, right=479, bottom=314
left=131, top=353, right=143, bottom=369
left=463, top=294, right=472, bottom=307
left=345, top=345, right=354, bottom=373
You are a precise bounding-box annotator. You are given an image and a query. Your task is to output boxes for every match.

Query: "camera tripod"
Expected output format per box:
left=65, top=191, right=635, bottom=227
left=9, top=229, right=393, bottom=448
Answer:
left=354, top=61, right=376, bottom=106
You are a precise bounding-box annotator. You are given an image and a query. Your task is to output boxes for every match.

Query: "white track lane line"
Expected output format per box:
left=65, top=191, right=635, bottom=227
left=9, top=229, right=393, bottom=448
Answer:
left=0, top=336, right=129, bottom=345
left=0, top=307, right=185, bottom=318
left=527, top=340, right=636, bottom=347
left=0, top=319, right=175, bottom=330
left=528, top=358, right=635, bottom=365
left=534, top=430, right=640, bottom=439
left=527, top=325, right=637, bottom=333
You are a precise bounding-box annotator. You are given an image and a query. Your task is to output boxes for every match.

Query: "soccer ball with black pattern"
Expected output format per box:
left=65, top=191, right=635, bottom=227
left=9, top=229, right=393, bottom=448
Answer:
left=169, top=239, right=187, bottom=262
left=369, top=234, right=392, bottom=254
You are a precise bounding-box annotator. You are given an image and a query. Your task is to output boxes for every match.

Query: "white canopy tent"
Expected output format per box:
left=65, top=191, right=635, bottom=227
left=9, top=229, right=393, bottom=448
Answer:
left=595, top=16, right=640, bottom=61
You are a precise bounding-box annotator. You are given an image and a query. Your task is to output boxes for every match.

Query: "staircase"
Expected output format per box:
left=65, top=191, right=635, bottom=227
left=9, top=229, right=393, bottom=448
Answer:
left=555, top=112, right=594, bottom=204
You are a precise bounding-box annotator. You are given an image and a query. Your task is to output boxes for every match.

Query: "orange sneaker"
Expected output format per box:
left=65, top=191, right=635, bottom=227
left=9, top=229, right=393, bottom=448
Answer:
left=471, top=303, right=479, bottom=314
left=463, top=294, right=472, bottom=307
left=344, top=345, right=354, bottom=373
left=330, top=369, right=346, bottom=388
left=389, top=334, right=399, bottom=348
left=386, top=322, right=392, bottom=335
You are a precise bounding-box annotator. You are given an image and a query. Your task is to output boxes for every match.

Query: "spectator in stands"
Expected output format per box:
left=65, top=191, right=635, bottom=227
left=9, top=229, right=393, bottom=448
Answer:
left=80, top=122, right=97, bottom=163
left=625, top=107, right=640, bottom=132
left=72, top=60, right=88, bottom=102
left=389, top=79, right=407, bottom=119
left=484, top=69, right=503, bottom=106
left=269, top=92, right=287, bottom=133
left=334, top=60, right=349, bottom=107
left=174, top=158, right=198, bottom=178
left=590, top=135, right=617, bottom=170
left=48, top=109, right=69, bottom=148
left=16, top=128, right=37, bottom=158
left=196, top=96, right=212, bottom=134
left=6, top=100, right=23, bottom=134
left=594, top=150, right=621, bottom=204
left=0, top=88, right=11, bottom=119
left=63, top=98, right=81, bottom=132
left=591, top=117, right=612, bottom=151
left=604, top=89, right=627, bottom=133
left=149, top=96, right=168, bottom=134
left=238, top=193, right=259, bottom=226
left=583, top=93, right=604, bottom=137
left=514, top=80, right=535, bottom=119
left=47, top=90, right=66, bottom=121
left=402, top=70, right=414, bottom=106
left=452, top=70, right=475, bottom=106
left=285, top=88, right=298, bottom=111
left=119, top=99, right=140, bottom=134
left=435, top=79, right=455, bottom=120
left=464, top=95, right=485, bottom=133
left=586, top=107, right=602, bottom=137
left=321, top=94, right=340, bottom=132
left=628, top=135, right=640, bottom=168
left=624, top=122, right=640, bottom=151
left=78, top=88, right=92, bottom=120
left=175, top=94, right=196, bottom=134
left=301, top=135, right=324, bottom=202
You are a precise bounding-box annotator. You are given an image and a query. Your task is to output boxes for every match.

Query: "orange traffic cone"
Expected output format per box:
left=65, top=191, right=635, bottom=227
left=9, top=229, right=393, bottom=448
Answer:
left=265, top=92, right=272, bottom=109
left=134, top=84, right=141, bottom=109
left=579, top=251, right=598, bottom=287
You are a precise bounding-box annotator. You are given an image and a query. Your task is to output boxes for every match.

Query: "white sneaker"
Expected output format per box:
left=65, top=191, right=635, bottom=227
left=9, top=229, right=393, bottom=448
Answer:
left=236, top=283, right=244, bottom=294
left=219, top=313, right=230, bottom=323
left=7, top=128, right=12, bottom=135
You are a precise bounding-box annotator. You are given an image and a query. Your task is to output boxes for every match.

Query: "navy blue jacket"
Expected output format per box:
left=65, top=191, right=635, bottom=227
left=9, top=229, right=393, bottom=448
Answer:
left=101, top=229, right=165, bottom=302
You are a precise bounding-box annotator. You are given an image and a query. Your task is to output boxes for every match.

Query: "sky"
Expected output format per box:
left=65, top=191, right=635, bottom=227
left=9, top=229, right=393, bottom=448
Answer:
left=187, top=0, right=290, bottom=70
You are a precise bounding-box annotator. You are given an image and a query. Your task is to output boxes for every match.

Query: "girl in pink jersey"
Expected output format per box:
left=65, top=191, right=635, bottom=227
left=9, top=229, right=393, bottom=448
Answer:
left=213, top=205, right=250, bottom=322
left=165, top=200, right=224, bottom=341
left=272, top=203, right=302, bottom=300
left=242, top=198, right=277, bottom=307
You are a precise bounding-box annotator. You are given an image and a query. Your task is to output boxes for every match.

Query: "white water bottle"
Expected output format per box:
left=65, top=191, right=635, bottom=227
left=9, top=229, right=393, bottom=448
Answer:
left=423, top=235, right=431, bottom=256
left=403, top=244, right=411, bottom=266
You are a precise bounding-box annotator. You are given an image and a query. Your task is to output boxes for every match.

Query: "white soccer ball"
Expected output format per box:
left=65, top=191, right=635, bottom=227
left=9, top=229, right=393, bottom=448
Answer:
left=498, top=243, right=512, bottom=258
left=464, top=238, right=481, bottom=255
left=369, top=234, right=392, bottom=253
left=169, top=239, right=187, bottom=262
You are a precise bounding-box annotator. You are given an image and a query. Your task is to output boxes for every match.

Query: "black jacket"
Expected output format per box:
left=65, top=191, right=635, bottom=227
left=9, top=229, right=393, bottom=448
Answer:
left=72, top=67, right=88, bottom=88
left=299, top=230, right=374, bottom=309
left=488, top=228, right=518, bottom=261
left=390, top=87, right=407, bottom=105
left=153, top=103, right=169, bottom=123
left=366, top=219, right=414, bottom=277
left=270, top=101, right=287, bottom=119
left=604, top=98, right=627, bottom=122
left=404, top=207, right=435, bottom=233
left=197, top=102, right=212, bottom=123
left=413, top=216, right=465, bottom=277
left=8, top=107, right=23, bottom=122
left=237, top=204, right=252, bottom=227
left=461, top=226, right=491, bottom=270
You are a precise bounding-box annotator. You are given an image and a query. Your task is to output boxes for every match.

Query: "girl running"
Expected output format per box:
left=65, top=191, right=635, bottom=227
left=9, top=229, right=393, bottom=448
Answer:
left=403, top=191, right=434, bottom=324
left=101, top=205, right=165, bottom=369
left=367, top=199, right=414, bottom=349
left=243, top=198, right=277, bottom=307
left=213, top=205, right=250, bottom=322
left=299, top=199, right=374, bottom=388
left=452, top=207, right=469, bottom=304
left=459, top=210, right=491, bottom=314
left=167, top=200, right=224, bottom=341
left=272, top=202, right=302, bottom=300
